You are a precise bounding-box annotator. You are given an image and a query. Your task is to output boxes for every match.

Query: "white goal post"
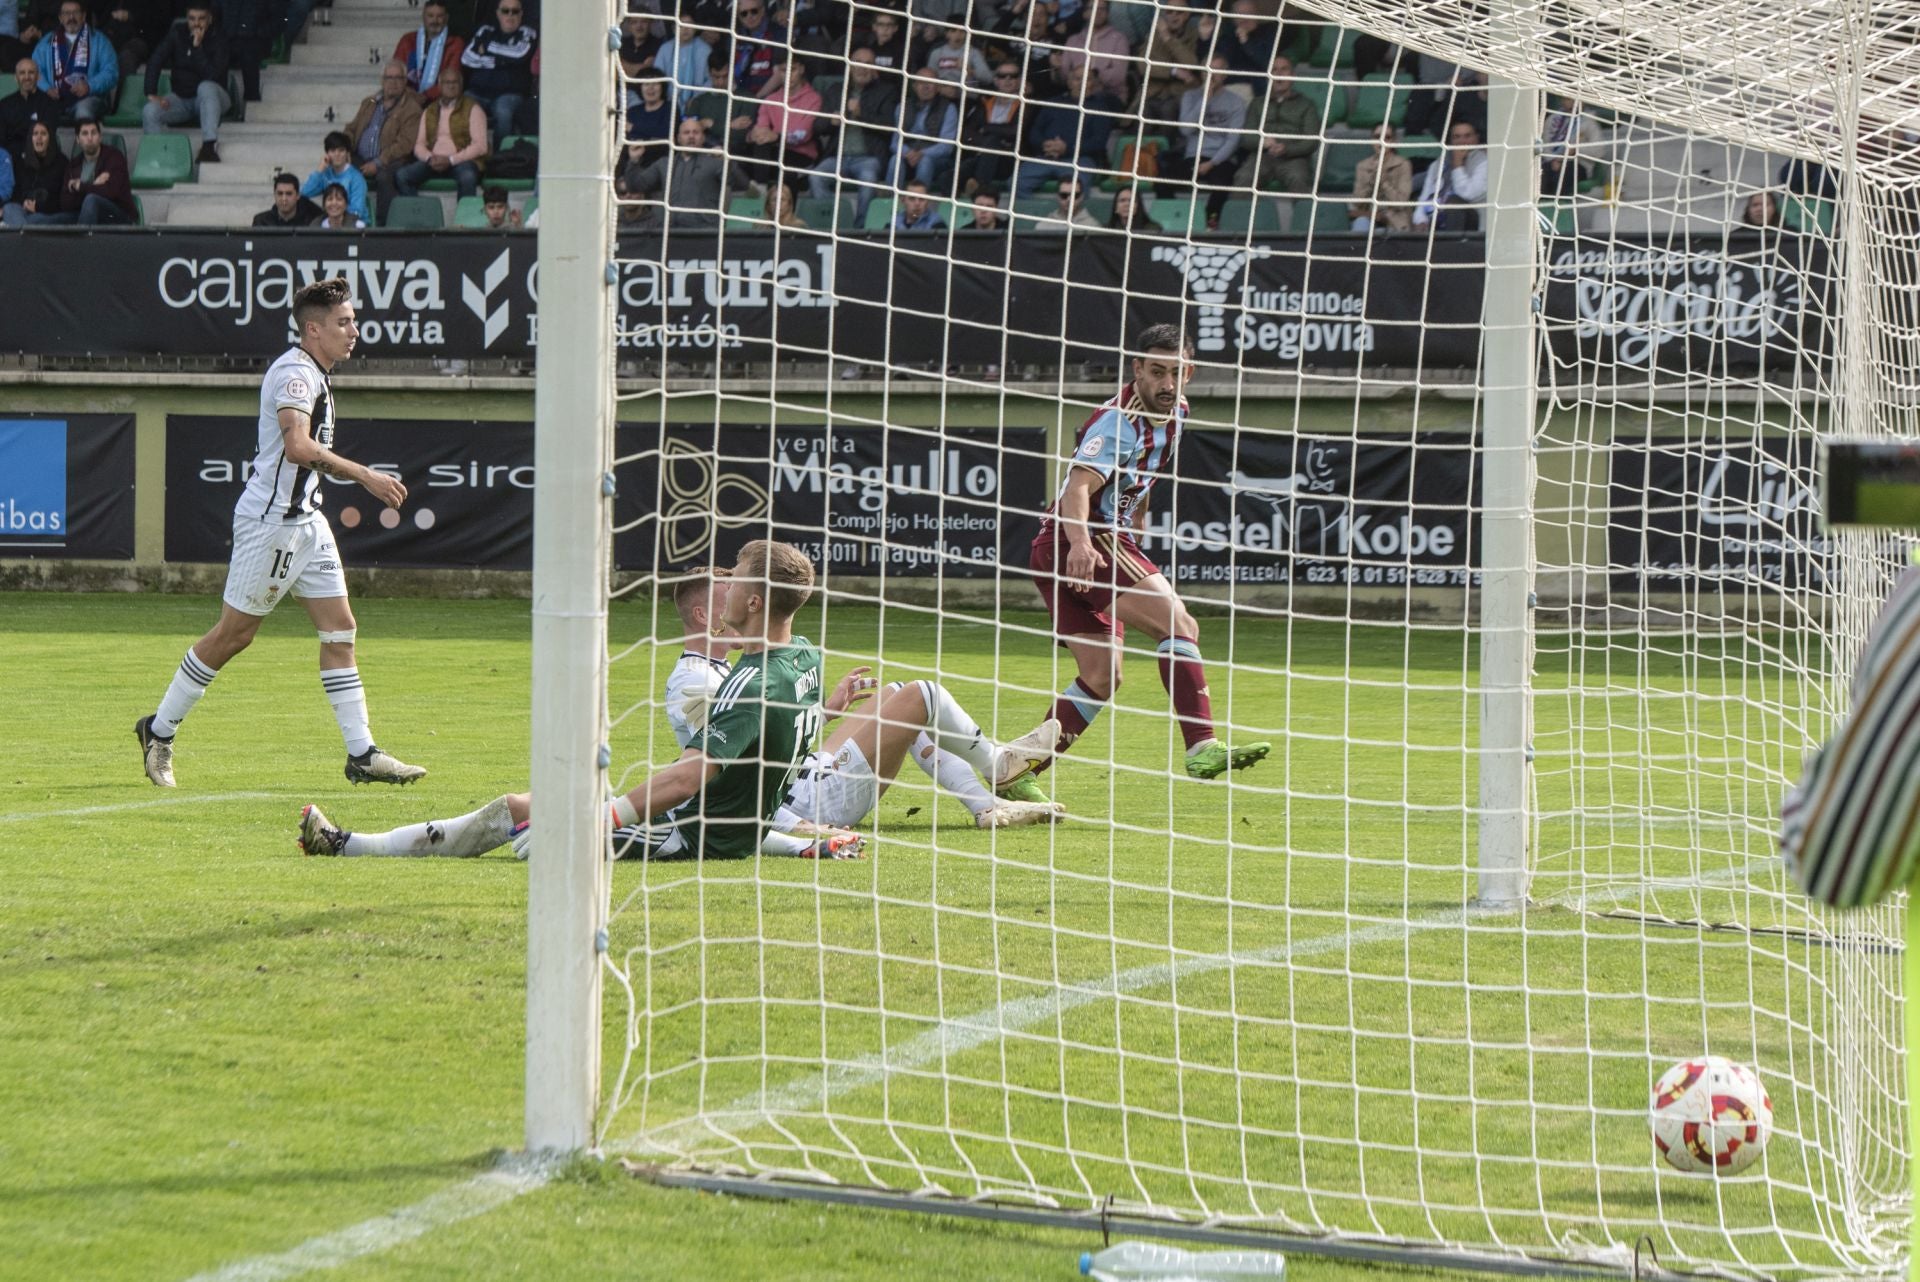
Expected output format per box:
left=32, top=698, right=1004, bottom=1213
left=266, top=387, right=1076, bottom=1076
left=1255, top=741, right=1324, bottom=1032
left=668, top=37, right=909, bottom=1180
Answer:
left=527, top=0, right=1916, bottom=1274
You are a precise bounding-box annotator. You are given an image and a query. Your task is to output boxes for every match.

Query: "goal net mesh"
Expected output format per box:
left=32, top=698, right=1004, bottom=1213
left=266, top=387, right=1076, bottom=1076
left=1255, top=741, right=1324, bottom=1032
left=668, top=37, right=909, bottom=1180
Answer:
left=582, top=2, right=1915, bottom=1275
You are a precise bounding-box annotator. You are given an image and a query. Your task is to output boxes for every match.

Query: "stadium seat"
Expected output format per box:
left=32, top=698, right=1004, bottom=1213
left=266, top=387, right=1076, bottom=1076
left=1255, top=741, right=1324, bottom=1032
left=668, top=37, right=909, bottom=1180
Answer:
left=1290, top=195, right=1351, bottom=236
left=1103, top=132, right=1173, bottom=190
left=453, top=195, right=489, bottom=228
left=1345, top=73, right=1409, bottom=131
left=385, top=195, right=445, bottom=229
left=795, top=196, right=846, bottom=229
left=1290, top=74, right=1346, bottom=130
left=1317, top=139, right=1371, bottom=193
left=1148, top=197, right=1195, bottom=233
left=105, top=71, right=160, bottom=128
left=132, top=193, right=145, bottom=225
left=104, top=132, right=128, bottom=155
left=488, top=135, right=537, bottom=192
left=417, top=177, right=456, bottom=192
left=1785, top=197, right=1835, bottom=235
left=1308, top=25, right=1362, bottom=68
left=130, top=133, right=194, bottom=189
left=813, top=74, right=843, bottom=106
left=0, top=76, right=14, bottom=101
left=724, top=193, right=764, bottom=231
left=524, top=195, right=538, bottom=222
left=1012, top=196, right=1055, bottom=219
left=225, top=69, right=246, bottom=123
left=863, top=198, right=894, bottom=230
left=1218, top=197, right=1284, bottom=235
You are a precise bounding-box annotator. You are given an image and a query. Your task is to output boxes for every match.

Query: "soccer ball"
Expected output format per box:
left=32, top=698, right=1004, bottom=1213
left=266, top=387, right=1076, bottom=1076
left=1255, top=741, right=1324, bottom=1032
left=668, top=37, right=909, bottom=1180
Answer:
left=1651, top=1055, right=1772, bottom=1175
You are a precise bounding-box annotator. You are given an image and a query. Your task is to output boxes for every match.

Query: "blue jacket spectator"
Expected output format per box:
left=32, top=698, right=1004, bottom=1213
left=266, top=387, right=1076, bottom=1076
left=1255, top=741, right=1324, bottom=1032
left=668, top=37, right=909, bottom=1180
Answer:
left=655, top=18, right=712, bottom=108
left=302, top=130, right=372, bottom=223
left=0, top=147, right=13, bottom=203
left=889, top=71, right=959, bottom=191
left=893, top=181, right=946, bottom=232
left=33, top=2, right=119, bottom=124
left=461, top=1, right=539, bottom=140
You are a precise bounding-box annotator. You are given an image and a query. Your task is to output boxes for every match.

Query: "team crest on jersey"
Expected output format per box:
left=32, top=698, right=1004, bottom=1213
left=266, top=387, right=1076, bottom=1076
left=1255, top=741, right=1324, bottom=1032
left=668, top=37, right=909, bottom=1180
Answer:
left=1081, top=435, right=1105, bottom=457
left=287, top=377, right=311, bottom=401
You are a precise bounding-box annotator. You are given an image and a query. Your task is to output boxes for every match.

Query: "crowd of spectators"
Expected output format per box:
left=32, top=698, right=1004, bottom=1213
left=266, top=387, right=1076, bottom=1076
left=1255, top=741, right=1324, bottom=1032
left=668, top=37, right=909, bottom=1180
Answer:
left=604, top=0, right=1625, bottom=237
left=0, top=0, right=1825, bottom=238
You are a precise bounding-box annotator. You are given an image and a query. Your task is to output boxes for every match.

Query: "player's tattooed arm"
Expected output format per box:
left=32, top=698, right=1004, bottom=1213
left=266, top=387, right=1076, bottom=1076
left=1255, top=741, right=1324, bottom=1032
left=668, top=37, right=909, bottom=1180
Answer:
left=276, top=407, right=409, bottom=509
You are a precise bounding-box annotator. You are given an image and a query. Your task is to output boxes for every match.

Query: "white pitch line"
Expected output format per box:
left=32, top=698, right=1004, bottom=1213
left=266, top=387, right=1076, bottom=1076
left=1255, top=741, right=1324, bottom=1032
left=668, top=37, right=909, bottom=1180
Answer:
left=0, top=791, right=292, bottom=825
left=178, top=1155, right=562, bottom=1282
left=180, top=860, right=1778, bottom=1282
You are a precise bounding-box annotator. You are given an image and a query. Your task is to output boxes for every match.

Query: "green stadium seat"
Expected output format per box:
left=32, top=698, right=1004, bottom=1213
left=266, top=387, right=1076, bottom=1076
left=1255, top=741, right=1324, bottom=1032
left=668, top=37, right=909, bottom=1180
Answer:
left=1290, top=195, right=1352, bottom=236
left=130, top=133, right=193, bottom=189
left=487, top=135, right=537, bottom=191
left=1317, top=139, right=1371, bottom=193
left=453, top=195, right=489, bottom=227
left=1012, top=196, right=1055, bottom=219
left=1785, top=197, right=1835, bottom=235
left=523, top=194, right=538, bottom=224
left=225, top=69, right=245, bottom=123
left=385, top=195, right=445, bottom=229
left=1218, top=197, right=1284, bottom=235
left=796, top=196, right=846, bottom=229
left=105, top=71, right=160, bottom=128
left=1541, top=200, right=1578, bottom=235
left=1290, top=74, right=1347, bottom=129
left=1148, top=196, right=1194, bottom=233
left=132, top=193, right=145, bottom=225
left=1345, top=73, right=1409, bottom=131
left=724, top=193, right=764, bottom=231
left=104, top=132, right=128, bottom=155
left=1103, top=132, right=1173, bottom=190
left=266, top=34, right=289, bottom=65
left=0, top=75, right=16, bottom=101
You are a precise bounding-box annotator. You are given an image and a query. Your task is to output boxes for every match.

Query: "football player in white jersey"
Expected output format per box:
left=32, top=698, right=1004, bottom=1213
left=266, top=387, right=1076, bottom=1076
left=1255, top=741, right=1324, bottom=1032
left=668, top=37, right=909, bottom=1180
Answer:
left=135, top=277, right=426, bottom=789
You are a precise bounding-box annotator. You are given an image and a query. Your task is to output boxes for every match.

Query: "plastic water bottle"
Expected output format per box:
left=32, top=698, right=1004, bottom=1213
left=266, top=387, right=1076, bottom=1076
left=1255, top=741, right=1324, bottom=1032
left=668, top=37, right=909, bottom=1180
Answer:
left=1079, top=1241, right=1287, bottom=1281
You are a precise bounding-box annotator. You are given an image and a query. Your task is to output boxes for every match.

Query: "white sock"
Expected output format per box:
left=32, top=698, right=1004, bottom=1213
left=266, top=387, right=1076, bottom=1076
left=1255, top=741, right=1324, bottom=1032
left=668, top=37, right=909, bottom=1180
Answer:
left=152, top=647, right=219, bottom=737
left=760, top=829, right=814, bottom=856
left=910, top=732, right=996, bottom=818
left=344, top=796, right=515, bottom=857
left=915, top=681, right=997, bottom=777
left=321, top=666, right=374, bottom=756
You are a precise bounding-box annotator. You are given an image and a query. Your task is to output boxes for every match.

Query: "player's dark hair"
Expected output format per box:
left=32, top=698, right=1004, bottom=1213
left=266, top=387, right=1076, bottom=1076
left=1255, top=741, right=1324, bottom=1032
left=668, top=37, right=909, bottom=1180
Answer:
left=1134, top=323, right=1191, bottom=359
left=735, top=540, right=814, bottom=621
left=293, top=277, right=352, bottom=334
left=323, top=129, right=352, bottom=153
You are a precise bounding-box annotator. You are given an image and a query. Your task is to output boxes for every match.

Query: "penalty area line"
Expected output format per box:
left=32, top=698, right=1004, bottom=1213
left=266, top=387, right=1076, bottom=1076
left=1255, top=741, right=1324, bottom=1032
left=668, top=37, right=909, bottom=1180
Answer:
left=0, top=791, right=294, bottom=824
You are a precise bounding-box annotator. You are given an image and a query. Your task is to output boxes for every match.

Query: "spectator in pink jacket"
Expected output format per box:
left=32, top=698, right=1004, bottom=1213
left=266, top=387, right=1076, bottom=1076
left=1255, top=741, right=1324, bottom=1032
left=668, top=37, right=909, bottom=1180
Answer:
left=741, top=58, right=822, bottom=186
left=395, top=64, right=488, bottom=199
left=1057, top=0, right=1131, bottom=102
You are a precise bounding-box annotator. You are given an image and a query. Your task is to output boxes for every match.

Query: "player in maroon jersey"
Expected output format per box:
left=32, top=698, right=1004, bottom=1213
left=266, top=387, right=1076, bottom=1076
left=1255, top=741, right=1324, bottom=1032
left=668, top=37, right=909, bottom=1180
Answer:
left=1015, top=323, right=1270, bottom=791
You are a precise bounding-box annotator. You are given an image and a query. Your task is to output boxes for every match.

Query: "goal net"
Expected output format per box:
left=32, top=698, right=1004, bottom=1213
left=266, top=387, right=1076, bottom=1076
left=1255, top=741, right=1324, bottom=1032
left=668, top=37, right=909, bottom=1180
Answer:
left=548, top=0, right=1916, bottom=1275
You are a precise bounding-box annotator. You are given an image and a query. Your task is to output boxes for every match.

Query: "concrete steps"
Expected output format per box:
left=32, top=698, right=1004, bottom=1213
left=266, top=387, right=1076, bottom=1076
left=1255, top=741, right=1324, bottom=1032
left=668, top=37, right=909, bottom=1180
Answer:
left=161, top=0, right=420, bottom=225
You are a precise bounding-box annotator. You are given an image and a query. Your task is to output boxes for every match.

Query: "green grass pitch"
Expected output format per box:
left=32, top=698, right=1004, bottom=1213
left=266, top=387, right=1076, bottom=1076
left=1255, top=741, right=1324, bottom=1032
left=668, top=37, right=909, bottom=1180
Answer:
left=1, top=590, right=1888, bottom=1280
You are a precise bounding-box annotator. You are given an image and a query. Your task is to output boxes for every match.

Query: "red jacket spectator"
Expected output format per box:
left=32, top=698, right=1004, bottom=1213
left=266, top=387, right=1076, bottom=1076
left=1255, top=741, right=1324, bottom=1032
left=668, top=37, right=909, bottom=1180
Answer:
left=61, top=131, right=133, bottom=218
left=754, top=65, right=823, bottom=163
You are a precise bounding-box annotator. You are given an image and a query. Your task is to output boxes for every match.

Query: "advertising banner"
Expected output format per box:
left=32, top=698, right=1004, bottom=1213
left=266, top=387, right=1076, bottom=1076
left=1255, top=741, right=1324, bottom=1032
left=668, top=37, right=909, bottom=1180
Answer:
left=614, top=423, right=1048, bottom=577
left=165, top=416, right=535, bottom=569
left=1609, top=436, right=1829, bottom=591
left=1137, top=430, right=1480, bottom=587
left=0, top=230, right=1830, bottom=379
left=0, top=414, right=135, bottom=560
left=166, top=417, right=1046, bottom=577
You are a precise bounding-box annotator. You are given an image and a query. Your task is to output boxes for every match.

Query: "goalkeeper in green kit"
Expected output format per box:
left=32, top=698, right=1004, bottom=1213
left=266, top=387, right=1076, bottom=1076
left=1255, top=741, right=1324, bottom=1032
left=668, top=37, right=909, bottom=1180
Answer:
left=298, top=539, right=827, bottom=861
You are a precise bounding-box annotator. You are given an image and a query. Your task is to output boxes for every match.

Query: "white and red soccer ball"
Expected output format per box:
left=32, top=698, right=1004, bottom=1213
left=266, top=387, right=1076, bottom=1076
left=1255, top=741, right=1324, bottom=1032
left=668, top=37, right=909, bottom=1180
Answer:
left=1651, top=1055, right=1772, bottom=1175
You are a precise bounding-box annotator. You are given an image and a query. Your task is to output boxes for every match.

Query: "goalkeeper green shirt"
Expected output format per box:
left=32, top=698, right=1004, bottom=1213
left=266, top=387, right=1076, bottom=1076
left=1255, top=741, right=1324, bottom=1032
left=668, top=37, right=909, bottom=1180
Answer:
left=676, top=637, right=824, bottom=858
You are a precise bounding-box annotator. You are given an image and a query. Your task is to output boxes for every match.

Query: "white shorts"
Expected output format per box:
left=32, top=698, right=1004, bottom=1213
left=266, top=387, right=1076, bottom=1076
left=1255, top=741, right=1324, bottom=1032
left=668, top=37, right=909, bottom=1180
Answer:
left=222, top=513, right=347, bottom=616
left=781, top=740, right=880, bottom=830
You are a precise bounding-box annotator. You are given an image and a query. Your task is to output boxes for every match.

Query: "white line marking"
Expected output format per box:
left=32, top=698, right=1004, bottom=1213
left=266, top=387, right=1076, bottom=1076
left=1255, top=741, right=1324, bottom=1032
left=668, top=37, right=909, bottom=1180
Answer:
left=178, top=1155, right=561, bottom=1282
left=179, top=861, right=1779, bottom=1281
left=0, top=792, right=294, bottom=825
